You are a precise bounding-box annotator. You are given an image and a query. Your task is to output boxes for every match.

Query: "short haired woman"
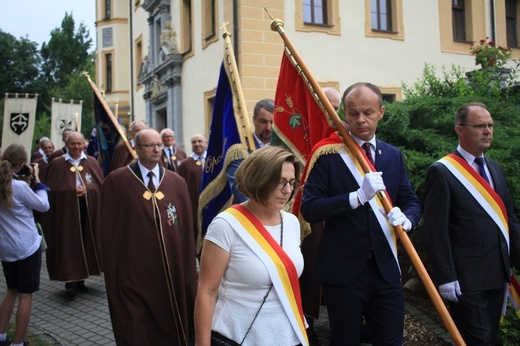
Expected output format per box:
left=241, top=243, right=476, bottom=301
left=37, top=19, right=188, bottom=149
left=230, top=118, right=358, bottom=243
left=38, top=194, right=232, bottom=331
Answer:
left=194, top=146, right=308, bottom=346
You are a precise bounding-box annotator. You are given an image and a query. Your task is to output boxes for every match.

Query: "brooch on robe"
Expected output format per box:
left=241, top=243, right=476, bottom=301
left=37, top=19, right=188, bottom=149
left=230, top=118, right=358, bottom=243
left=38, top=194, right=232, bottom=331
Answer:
left=167, top=203, right=177, bottom=226
left=143, top=191, right=164, bottom=200
left=70, top=165, right=84, bottom=173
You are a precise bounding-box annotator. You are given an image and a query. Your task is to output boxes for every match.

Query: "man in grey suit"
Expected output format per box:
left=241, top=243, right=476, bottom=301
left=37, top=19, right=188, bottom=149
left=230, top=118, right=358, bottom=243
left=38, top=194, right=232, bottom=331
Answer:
left=424, top=102, right=520, bottom=345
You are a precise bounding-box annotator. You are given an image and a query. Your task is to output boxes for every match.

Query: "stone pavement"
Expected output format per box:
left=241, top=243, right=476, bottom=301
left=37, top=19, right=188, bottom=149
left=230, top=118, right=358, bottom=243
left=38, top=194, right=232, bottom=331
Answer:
left=0, top=252, right=115, bottom=345
left=0, top=252, right=452, bottom=345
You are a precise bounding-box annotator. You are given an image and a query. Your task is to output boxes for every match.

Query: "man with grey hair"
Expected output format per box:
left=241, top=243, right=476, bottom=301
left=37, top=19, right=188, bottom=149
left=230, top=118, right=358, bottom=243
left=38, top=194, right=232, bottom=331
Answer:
left=226, top=98, right=274, bottom=203
left=160, top=128, right=186, bottom=171
left=322, top=87, right=341, bottom=112
left=42, top=131, right=104, bottom=298
left=31, top=136, right=51, bottom=162
left=178, top=133, right=208, bottom=243
left=49, top=128, right=74, bottom=161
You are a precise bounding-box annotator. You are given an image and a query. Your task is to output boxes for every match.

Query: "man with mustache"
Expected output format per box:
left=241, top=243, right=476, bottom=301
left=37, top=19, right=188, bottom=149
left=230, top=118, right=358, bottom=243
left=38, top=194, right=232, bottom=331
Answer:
left=226, top=98, right=274, bottom=204
left=424, top=102, right=520, bottom=345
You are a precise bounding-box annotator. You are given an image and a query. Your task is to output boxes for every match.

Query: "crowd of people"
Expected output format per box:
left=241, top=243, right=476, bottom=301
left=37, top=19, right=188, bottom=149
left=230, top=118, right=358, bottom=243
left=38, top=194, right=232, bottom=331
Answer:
left=0, top=83, right=518, bottom=346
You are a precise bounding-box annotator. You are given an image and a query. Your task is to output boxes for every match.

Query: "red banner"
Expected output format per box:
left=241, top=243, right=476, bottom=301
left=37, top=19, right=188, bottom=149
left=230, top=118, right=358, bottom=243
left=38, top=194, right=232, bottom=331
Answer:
left=273, top=51, right=334, bottom=164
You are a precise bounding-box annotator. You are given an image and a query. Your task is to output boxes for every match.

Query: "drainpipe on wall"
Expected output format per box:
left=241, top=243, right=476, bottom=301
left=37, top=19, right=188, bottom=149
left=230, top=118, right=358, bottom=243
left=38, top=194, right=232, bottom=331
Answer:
left=129, top=0, right=135, bottom=122
left=490, top=0, right=496, bottom=42
left=233, top=0, right=239, bottom=66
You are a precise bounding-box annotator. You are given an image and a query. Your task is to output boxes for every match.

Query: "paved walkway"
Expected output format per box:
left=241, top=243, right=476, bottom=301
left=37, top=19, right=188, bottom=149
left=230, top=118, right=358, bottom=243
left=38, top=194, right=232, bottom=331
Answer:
left=0, top=252, right=452, bottom=345
left=0, top=252, right=115, bottom=345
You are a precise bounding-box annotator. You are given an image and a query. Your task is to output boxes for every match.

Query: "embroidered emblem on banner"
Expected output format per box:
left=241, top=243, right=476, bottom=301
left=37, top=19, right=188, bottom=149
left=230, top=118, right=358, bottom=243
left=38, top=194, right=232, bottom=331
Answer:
left=10, top=113, right=29, bottom=135
left=57, top=117, right=74, bottom=133
left=167, top=203, right=178, bottom=226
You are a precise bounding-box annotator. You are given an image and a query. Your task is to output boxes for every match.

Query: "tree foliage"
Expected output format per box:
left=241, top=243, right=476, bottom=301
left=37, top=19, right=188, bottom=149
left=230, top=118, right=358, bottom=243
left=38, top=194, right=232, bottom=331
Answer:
left=40, top=12, right=92, bottom=89
left=380, top=63, right=520, bottom=211
left=0, top=30, right=41, bottom=94
left=0, top=13, right=95, bottom=149
left=387, top=63, right=520, bottom=345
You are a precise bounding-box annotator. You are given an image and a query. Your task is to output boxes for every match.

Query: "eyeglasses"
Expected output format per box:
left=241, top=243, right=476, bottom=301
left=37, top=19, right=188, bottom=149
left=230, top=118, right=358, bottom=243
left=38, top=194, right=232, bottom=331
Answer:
left=277, top=178, right=300, bottom=191
left=459, top=123, right=495, bottom=130
left=138, top=143, right=164, bottom=150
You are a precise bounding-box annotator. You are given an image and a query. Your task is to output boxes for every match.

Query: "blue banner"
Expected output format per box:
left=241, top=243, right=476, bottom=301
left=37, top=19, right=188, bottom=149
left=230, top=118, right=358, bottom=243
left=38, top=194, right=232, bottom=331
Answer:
left=93, top=92, right=120, bottom=176
left=198, top=63, right=244, bottom=244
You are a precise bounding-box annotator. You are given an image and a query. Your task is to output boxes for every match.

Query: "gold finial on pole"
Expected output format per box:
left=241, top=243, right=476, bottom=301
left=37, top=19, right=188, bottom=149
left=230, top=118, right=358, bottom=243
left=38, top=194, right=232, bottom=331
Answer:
left=74, top=112, right=80, bottom=132
left=82, top=70, right=136, bottom=159
left=220, top=22, right=255, bottom=152
left=220, top=22, right=230, bottom=38
left=268, top=15, right=466, bottom=346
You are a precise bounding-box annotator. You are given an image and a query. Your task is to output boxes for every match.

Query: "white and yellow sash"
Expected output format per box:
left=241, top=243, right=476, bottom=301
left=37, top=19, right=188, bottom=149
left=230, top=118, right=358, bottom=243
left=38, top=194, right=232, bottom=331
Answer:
left=338, top=147, right=399, bottom=271
left=438, top=154, right=509, bottom=249
left=220, top=205, right=309, bottom=346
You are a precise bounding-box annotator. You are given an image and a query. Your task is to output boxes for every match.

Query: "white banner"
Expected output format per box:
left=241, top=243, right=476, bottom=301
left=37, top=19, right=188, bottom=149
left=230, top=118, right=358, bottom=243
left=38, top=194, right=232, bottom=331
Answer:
left=51, top=98, right=83, bottom=149
left=1, top=93, right=38, bottom=155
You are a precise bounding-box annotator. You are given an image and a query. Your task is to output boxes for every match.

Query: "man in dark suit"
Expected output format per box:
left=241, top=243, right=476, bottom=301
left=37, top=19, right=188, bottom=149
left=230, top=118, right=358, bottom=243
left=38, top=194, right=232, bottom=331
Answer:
left=226, top=98, right=274, bottom=204
left=424, top=102, right=520, bottom=345
left=160, top=128, right=186, bottom=171
left=301, top=82, right=421, bottom=345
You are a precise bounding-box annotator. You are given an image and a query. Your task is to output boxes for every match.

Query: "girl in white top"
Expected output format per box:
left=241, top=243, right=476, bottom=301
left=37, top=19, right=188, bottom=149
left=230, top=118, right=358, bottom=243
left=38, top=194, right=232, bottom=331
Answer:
left=0, top=144, right=50, bottom=346
left=195, top=146, right=308, bottom=346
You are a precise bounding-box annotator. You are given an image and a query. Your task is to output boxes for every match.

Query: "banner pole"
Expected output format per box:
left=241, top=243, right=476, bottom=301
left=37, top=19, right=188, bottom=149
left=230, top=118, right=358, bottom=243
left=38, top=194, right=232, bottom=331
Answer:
left=268, top=16, right=466, bottom=346
left=82, top=72, right=136, bottom=159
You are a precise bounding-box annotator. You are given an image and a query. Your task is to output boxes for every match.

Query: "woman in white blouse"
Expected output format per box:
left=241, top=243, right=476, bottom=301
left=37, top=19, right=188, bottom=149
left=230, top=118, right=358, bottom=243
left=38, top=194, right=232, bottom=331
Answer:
left=0, top=144, right=50, bottom=346
left=195, top=146, right=308, bottom=346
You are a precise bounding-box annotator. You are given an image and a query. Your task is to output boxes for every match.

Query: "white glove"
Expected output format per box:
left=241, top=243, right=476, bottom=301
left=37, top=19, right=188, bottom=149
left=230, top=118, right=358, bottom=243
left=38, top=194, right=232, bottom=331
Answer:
left=382, top=206, right=412, bottom=232
left=357, top=172, right=385, bottom=205
left=439, top=280, right=462, bottom=302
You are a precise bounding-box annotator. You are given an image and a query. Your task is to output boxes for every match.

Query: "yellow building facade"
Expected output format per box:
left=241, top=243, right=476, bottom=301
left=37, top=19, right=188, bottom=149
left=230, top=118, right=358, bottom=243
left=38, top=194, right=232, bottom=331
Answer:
left=96, top=0, right=520, bottom=149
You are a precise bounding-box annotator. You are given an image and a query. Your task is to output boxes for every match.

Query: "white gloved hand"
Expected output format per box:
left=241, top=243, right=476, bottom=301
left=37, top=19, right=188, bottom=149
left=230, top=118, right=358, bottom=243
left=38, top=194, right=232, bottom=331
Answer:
left=382, top=206, right=413, bottom=232
left=357, top=172, right=385, bottom=205
left=439, top=280, right=462, bottom=302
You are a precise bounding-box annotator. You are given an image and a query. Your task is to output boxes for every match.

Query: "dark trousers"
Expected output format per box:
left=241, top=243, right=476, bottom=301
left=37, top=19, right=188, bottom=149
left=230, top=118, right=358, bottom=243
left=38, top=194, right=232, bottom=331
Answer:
left=322, top=259, right=404, bottom=346
left=448, top=288, right=505, bottom=346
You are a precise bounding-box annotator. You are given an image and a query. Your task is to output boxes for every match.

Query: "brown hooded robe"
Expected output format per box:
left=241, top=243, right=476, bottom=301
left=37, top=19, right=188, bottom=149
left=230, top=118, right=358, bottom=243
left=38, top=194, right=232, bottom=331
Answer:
left=101, top=162, right=197, bottom=345
left=42, top=155, right=104, bottom=281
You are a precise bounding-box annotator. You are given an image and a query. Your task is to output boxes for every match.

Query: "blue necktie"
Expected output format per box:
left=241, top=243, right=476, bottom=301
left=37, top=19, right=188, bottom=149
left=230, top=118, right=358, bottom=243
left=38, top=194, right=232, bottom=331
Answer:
left=474, top=157, right=490, bottom=184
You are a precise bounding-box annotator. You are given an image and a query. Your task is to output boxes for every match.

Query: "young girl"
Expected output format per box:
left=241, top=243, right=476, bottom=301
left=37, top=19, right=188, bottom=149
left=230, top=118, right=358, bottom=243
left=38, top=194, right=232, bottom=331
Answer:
left=0, top=144, right=50, bottom=346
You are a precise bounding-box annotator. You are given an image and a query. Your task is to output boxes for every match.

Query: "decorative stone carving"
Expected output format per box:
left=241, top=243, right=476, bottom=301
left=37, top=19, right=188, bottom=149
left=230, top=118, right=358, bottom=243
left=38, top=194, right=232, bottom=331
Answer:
left=160, top=21, right=179, bottom=58
left=150, top=74, right=165, bottom=99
